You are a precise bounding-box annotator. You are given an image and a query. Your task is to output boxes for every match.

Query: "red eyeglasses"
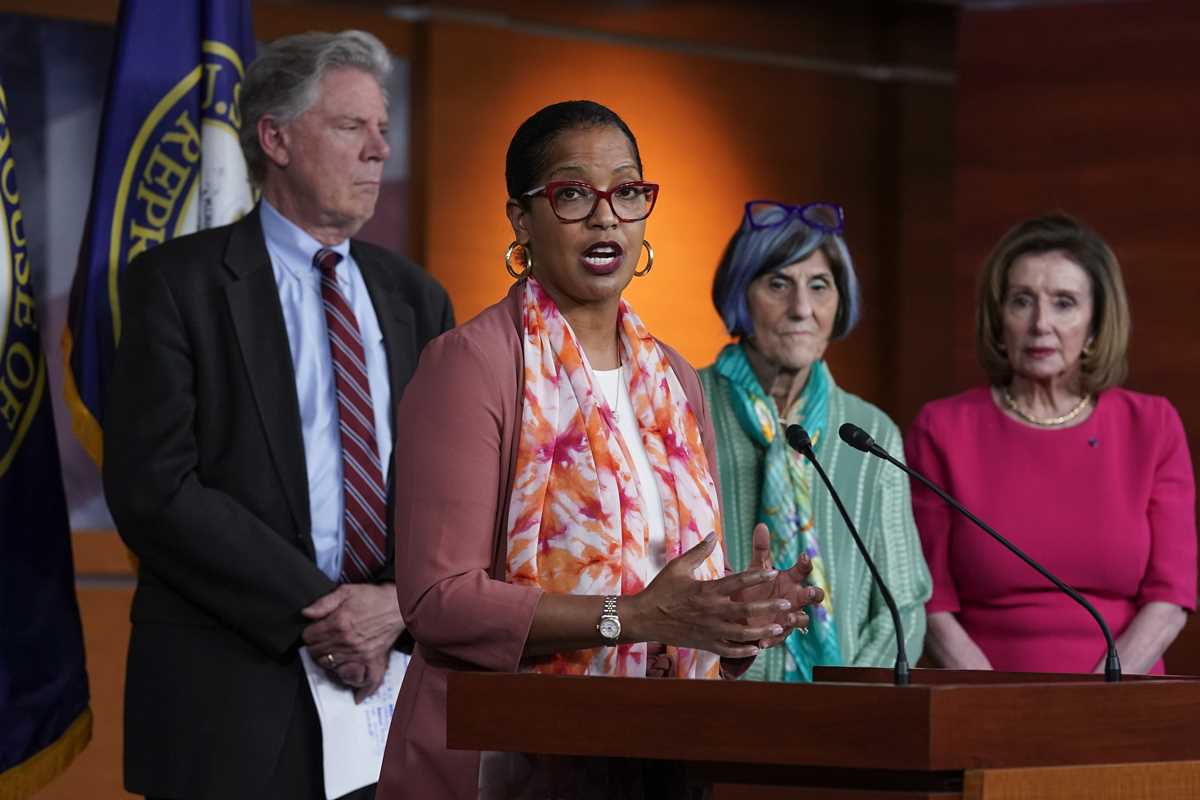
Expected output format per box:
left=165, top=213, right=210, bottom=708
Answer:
left=523, top=180, right=660, bottom=223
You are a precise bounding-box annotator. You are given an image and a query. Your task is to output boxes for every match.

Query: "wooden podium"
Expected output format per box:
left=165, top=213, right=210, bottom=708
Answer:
left=446, top=666, right=1200, bottom=799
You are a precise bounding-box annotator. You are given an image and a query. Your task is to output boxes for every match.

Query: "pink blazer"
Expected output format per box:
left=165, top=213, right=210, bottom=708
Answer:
left=377, top=282, right=729, bottom=799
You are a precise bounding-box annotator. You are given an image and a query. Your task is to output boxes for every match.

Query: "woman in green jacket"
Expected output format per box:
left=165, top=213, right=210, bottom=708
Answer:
left=700, top=200, right=931, bottom=682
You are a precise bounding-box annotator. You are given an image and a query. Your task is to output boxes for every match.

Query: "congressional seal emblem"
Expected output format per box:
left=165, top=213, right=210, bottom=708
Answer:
left=0, top=84, right=45, bottom=477
left=107, top=39, right=253, bottom=341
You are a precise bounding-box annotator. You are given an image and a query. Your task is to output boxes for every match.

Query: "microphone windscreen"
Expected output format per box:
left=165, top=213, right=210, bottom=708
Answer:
left=839, top=422, right=876, bottom=453
left=785, top=424, right=812, bottom=454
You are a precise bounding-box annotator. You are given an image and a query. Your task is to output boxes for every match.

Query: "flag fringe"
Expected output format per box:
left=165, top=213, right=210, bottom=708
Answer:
left=60, top=327, right=104, bottom=467
left=0, top=708, right=93, bottom=800
left=62, top=323, right=140, bottom=572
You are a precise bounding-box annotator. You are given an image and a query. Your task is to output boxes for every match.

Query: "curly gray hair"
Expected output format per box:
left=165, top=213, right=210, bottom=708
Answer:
left=239, top=30, right=392, bottom=187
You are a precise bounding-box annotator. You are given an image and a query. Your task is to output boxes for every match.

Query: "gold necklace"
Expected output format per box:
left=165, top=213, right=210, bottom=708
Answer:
left=606, top=348, right=625, bottom=423
left=1002, top=387, right=1092, bottom=427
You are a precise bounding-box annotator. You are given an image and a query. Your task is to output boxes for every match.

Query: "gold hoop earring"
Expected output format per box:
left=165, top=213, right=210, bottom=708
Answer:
left=505, top=241, right=532, bottom=279
left=633, top=239, right=654, bottom=277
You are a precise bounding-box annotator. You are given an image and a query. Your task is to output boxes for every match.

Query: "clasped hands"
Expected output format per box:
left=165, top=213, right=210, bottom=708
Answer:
left=625, top=522, right=821, bottom=660
left=301, top=582, right=405, bottom=703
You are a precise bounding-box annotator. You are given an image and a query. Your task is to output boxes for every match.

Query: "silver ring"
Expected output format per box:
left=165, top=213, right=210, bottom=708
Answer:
left=324, top=652, right=336, bottom=667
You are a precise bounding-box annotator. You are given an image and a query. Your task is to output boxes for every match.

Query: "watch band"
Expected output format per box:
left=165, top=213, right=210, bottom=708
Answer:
left=597, top=595, right=621, bottom=644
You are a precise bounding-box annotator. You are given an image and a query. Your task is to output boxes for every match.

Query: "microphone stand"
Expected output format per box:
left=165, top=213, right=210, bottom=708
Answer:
left=785, top=424, right=911, bottom=687
left=838, top=423, right=1121, bottom=683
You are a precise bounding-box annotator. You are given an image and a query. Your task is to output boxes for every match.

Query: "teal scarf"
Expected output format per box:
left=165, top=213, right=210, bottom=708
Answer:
left=714, top=343, right=842, bottom=681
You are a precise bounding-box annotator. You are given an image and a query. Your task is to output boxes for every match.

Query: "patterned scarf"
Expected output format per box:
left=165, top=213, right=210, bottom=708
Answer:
left=713, top=342, right=841, bottom=681
left=506, top=278, right=725, bottom=679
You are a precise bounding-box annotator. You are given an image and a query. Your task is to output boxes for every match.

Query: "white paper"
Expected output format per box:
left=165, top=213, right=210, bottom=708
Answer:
left=300, top=647, right=409, bottom=799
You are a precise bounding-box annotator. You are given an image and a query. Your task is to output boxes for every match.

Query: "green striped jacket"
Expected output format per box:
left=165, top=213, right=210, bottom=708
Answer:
left=699, top=366, right=932, bottom=681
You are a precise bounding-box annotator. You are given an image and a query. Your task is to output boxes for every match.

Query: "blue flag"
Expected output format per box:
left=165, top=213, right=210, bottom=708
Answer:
left=64, top=0, right=255, bottom=463
left=0, top=80, right=92, bottom=797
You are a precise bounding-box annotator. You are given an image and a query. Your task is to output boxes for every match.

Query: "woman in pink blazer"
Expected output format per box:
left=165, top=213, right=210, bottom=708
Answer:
left=377, top=101, right=821, bottom=799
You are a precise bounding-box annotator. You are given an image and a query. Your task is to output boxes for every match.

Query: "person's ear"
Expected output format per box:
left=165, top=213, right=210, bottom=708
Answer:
left=506, top=198, right=532, bottom=245
left=258, top=115, right=291, bottom=169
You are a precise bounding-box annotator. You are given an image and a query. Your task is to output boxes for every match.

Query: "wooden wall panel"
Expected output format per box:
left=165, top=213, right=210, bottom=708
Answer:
left=886, top=80, right=956, bottom=430
left=954, top=0, right=1200, bottom=672
left=418, top=20, right=917, bottom=402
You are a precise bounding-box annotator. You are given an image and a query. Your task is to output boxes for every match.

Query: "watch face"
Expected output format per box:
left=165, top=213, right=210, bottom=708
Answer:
left=599, top=616, right=621, bottom=641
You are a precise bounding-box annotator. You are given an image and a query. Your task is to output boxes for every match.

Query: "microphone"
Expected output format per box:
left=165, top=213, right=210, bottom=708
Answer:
left=785, top=424, right=910, bottom=687
left=838, top=422, right=1122, bottom=683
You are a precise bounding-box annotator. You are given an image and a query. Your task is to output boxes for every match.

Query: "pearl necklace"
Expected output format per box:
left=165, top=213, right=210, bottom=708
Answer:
left=1002, top=387, right=1092, bottom=427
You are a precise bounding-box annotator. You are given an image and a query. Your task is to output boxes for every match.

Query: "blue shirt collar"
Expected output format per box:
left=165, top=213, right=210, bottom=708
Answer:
left=259, top=197, right=352, bottom=281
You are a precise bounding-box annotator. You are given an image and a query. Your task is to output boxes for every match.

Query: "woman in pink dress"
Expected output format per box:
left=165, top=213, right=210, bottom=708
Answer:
left=906, top=214, right=1195, bottom=675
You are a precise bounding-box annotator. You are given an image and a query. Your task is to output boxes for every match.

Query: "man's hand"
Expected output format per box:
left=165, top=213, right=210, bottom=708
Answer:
left=302, top=582, right=404, bottom=702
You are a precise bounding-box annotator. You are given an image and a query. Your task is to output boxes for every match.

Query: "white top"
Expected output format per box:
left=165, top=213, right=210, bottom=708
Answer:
left=591, top=367, right=669, bottom=578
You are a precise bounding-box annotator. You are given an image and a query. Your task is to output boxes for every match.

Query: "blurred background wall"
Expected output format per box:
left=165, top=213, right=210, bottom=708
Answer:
left=0, top=1, right=1196, bottom=796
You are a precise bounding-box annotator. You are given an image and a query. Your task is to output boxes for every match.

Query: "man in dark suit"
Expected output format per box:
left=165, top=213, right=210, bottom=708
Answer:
left=102, top=30, right=453, bottom=800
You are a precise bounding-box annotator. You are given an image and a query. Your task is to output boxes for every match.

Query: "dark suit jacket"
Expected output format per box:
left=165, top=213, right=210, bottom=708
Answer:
left=102, top=207, right=453, bottom=799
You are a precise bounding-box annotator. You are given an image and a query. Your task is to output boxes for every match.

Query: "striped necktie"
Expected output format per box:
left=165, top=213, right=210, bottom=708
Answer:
left=314, top=247, right=388, bottom=582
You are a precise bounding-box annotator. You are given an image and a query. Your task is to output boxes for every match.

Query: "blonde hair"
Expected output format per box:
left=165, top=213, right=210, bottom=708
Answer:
left=976, top=213, right=1130, bottom=393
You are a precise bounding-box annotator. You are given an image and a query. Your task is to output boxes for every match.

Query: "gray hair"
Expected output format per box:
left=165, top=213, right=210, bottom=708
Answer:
left=239, top=30, right=392, bottom=187
left=711, top=216, right=861, bottom=341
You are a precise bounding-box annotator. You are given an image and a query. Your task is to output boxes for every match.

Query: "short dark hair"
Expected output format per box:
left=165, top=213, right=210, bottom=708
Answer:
left=976, top=213, right=1131, bottom=393
left=711, top=215, right=860, bottom=341
left=505, top=100, right=643, bottom=199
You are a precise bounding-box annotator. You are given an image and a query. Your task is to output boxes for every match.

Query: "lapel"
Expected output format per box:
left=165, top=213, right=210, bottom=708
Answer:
left=222, top=207, right=313, bottom=550
left=351, top=240, right=416, bottom=452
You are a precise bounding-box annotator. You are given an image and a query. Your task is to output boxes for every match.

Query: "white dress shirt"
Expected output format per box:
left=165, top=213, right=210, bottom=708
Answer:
left=260, top=199, right=392, bottom=581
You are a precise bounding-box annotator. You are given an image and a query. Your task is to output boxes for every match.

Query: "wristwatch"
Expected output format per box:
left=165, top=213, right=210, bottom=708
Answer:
left=597, top=595, right=621, bottom=644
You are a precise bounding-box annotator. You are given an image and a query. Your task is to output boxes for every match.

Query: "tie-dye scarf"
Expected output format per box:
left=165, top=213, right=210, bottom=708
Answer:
left=506, top=277, right=724, bottom=679
left=713, top=342, right=841, bottom=681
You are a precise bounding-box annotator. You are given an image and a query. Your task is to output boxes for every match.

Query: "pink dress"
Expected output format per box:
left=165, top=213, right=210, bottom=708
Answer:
left=905, top=386, right=1196, bottom=674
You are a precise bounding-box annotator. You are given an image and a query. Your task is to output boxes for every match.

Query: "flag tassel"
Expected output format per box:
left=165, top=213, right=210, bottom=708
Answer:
left=0, top=709, right=93, bottom=800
